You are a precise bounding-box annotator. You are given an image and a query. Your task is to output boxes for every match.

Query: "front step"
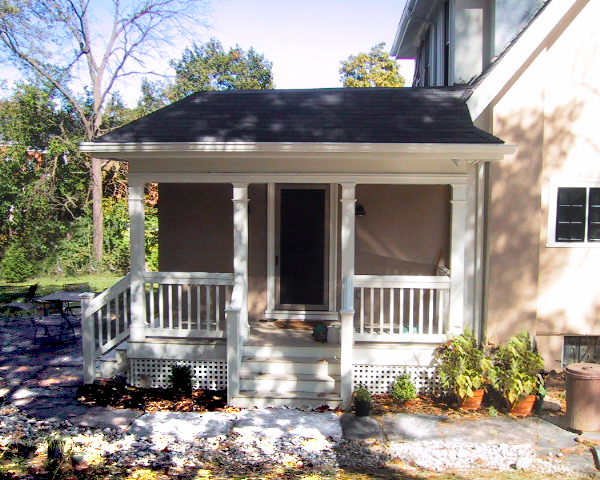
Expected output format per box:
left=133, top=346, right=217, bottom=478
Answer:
left=232, top=390, right=342, bottom=409
left=232, top=346, right=342, bottom=408
left=240, top=372, right=338, bottom=393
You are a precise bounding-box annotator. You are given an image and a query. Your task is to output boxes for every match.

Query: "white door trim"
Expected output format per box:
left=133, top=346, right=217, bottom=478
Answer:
left=265, top=183, right=338, bottom=319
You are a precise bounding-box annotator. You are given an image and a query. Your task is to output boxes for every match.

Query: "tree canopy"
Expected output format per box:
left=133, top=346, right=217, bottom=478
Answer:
left=339, top=43, right=405, bottom=88
left=0, top=0, right=210, bottom=264
left=167, top=38, right=275, bottom=102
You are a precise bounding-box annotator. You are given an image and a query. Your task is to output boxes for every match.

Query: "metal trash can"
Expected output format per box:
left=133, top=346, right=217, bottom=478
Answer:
left=565, top=363, right=600, bottom=431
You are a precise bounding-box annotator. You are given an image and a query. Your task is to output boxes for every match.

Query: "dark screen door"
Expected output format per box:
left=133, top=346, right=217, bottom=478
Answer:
left=276, top=186, right=328, bottom=310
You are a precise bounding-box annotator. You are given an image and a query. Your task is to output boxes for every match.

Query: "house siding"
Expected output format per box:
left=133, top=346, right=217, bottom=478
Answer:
left=485, top=0, right=600, bottom=369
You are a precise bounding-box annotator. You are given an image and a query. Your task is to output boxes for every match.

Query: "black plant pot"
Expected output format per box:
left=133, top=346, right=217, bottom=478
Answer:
left=355, top=400, right=371, bottom=416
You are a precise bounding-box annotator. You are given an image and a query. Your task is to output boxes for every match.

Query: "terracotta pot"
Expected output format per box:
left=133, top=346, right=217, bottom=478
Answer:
left=509, top=394, right=537, bottom=416
left=355, top=400, right=371, bottom=417
left=460, top=388, right=485, bottom=410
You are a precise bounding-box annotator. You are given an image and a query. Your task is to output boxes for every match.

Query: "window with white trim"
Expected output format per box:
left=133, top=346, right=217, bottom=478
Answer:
left=548, top=179, right=600, bottom=247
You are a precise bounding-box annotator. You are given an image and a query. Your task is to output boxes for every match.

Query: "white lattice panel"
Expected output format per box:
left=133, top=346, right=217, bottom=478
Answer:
left=353, top=365, right=440, bottom=394
left=130, top=359, right=227, bottom=389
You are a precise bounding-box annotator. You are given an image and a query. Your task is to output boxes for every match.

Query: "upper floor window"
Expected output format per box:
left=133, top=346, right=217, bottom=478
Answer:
left=548, top=179, right=600, bottom=247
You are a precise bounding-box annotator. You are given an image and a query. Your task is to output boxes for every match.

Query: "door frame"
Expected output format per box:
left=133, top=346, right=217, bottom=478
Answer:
left=265, top=183, right=339, bottom=320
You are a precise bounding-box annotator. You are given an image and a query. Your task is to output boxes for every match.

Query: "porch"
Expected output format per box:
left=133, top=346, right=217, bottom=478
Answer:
left=82, top=267, right=452, bottom=408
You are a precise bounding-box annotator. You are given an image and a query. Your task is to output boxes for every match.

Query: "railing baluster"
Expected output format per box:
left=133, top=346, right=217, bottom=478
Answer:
left=360, top=287, right=365, bottom=334
left=399, top=288, right=404, bottom=334
left=390, top=288, right=395, bottom=334
left=157, top=284, right=163, bottom=328
left=369, top=288, right=374, bottom=334
left=207, top=285, right=213, bottom=330
left=379, top=288, right=384, bottom=334
left=418, top=289, right=424, bottom=334
left=177, top=284, right=182, bottom=328
left=409, top=288, right=414, bottom=335
left=196, top=285, right=201, bottom=330
left=187, top=284, right=192, bottom=330
left=168, top=285, right=173, bottom=329
left=216, top=285, right=221, bottom=330
left=428, top=289, right=434, bottom=334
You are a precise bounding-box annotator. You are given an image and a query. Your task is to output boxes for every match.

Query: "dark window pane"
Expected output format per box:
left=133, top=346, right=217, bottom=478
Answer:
left=590, top=188, right=600, bottom=206
left=556, top=188, right=586, bottom=242
left=588, top=188, right=600, bottom=241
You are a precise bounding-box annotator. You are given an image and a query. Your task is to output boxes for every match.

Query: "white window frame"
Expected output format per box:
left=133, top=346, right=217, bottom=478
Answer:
left=547, top=178, right=600, bottom=248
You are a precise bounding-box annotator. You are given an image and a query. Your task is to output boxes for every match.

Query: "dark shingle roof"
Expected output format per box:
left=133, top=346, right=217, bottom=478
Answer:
left=96, top=87, right=503, bottom=145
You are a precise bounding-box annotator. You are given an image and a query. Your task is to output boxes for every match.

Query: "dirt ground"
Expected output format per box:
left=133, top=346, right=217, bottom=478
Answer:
left=77, top=371, right=567, bottom=417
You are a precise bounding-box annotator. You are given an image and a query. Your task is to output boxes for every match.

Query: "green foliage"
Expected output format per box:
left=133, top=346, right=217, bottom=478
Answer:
left=168, top=38, right=274, bottom=101
left=134, top=78, right=169, bottom=118
left=169, top=364, right=193, bottom=396
left=488, top=331, right=545, bottom=407
left=0, top=241, right=34, bottom=282
left=339, top=42, right=405, bottom=88
left=390, top=373, right=417, bottom=404
left=488, top=405, right=499, bottom=417
left=434, top=329, right=491, bottom=402
left=353, top=384, right=371, bottom=403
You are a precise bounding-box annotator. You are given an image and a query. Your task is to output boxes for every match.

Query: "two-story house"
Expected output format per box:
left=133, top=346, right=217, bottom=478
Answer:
left=392, top=0, right=600, bottom=369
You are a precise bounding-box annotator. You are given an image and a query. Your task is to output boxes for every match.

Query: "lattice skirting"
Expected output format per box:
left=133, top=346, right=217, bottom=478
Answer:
left=129, top=359, right=227, bottom=389
left=353, top=365, right=440, bottom=395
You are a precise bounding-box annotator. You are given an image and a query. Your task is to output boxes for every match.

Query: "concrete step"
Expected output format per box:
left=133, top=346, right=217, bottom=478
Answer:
left=243, top=344, right=339, bottom=359
left=241, top=355, right=340, bottom=376
left=240, top=372, right=338, bottom=394
left=231, top=390, right=342, bottom=409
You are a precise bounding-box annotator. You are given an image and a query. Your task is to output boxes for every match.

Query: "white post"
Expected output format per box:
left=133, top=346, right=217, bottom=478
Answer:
left=81, top=292, right=96, bottom=384
left=129, top=178, right=147, bottom=342
left=340, top=183, right=356, bottom=410
left=232, top=183, right=249, bottom=339
left=226, top=306, right=241, bottom=404
left=449, top=184, right=467, bottom=335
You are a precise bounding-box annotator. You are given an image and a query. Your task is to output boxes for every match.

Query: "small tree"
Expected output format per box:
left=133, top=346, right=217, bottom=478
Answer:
left=1, top=241, right=34, bottom=282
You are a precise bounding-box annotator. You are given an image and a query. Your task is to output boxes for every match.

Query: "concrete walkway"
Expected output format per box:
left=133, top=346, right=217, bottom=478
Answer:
left=1, top=308, right=599, bottom=475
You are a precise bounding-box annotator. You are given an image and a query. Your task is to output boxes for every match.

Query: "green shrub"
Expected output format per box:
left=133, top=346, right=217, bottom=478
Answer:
left=353, top=384, right=371, bottom=403
left=0, top=241, right=34, bottom=282
left=390, top=373, right=417, bottom=403
left=169, top=363, right=192, bottom=396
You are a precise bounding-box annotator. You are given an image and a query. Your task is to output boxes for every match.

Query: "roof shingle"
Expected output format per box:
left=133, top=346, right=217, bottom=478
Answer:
left=96, top=87, right=503, bottom=145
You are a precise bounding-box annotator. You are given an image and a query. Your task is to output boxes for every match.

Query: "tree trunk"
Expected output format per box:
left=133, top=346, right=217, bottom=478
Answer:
left=91, top=157, right=103, bottom=266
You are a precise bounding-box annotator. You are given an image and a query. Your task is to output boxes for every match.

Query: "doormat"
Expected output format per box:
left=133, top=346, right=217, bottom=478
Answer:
left=274, top=320, right=323, bottom=330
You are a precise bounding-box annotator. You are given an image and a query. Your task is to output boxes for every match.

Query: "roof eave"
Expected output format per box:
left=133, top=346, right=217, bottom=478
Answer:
left=80, top=141, right=516, bottom=162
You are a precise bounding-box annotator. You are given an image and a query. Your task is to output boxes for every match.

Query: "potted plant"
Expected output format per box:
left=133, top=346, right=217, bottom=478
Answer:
left=488, top=331, right=546, bottom=415
left=353, top=384, right=372, bottom=416
left=434, top=329, right=491, bottom=409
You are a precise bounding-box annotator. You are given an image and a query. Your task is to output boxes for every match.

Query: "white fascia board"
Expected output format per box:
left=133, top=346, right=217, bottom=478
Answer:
left=80, top=141, right=516, bottom=162
left=468, top=0, right=580, bottom=120
left=391, top=0, right=421, bottom=57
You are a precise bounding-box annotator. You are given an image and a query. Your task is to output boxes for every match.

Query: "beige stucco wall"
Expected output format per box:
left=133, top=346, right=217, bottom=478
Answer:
left=355, top=184, right=450, bottom=276
left=485, top=0, right=600, bottom=369
left=158, top=183, right=267, bottom=321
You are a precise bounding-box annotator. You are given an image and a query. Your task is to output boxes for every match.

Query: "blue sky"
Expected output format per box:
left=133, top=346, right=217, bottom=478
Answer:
left=0, top=0, right=413, bottom=105
left=209, top=0, right=412, bottom=89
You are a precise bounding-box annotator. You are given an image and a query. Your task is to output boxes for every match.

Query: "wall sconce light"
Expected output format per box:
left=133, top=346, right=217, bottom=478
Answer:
left=355, top=203, right=366, bottom=216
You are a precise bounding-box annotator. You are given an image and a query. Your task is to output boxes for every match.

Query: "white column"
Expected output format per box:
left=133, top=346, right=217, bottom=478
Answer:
left=340, top=183, right=356, bottom=410
left=81, top=292, right=96, bottom=383
left=449, top=184, right=467, bottom=335
left=129, top=178, right=147, bottom=342
left=232, top=183, right=249, bottom=339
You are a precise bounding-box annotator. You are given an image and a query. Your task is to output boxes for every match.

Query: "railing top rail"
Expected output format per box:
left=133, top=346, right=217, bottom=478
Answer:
left=143, top=272, right=234, bottom=285
left=354, top=274, right=451, bottom=289
left=86, top=273, right=131, bottom=310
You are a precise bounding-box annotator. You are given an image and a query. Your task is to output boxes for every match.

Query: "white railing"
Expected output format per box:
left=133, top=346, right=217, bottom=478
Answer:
left=143, top=272, right=234, bottom=338
left=354, top=275, right=450, bottom=342
left=82, top=274, right=132, bottom=383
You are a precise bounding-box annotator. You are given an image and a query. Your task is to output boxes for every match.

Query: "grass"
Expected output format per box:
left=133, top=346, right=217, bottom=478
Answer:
left=0, top=273, right=121, bottom=295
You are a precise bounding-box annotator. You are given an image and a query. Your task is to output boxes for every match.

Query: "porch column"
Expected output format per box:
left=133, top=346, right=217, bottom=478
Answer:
left=232, top=183, right=249, bottom=339
left=449, top=184, right=467, bottom=335
left=340, top=183, right=356, bottom=410
left=129, top=178, right=147, bottom=342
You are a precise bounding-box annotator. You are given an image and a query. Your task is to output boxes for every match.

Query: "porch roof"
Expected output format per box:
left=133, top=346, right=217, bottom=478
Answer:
left=92, top=87, right=503, bottom=146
